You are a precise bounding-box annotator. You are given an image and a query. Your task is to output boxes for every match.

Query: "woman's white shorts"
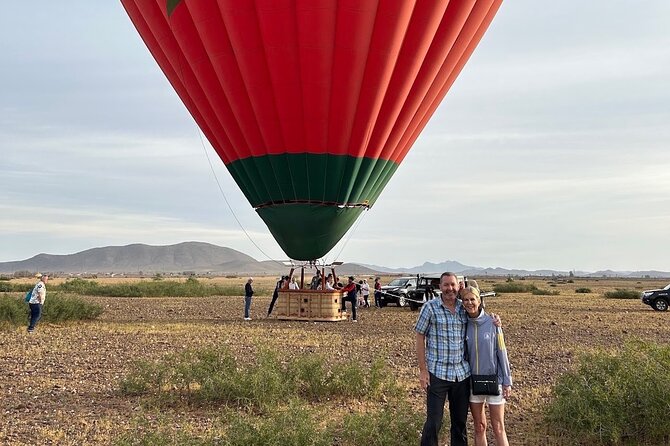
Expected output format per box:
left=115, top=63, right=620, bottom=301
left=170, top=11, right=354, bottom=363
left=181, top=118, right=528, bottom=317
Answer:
left=470, top=385, right=506, bottom=405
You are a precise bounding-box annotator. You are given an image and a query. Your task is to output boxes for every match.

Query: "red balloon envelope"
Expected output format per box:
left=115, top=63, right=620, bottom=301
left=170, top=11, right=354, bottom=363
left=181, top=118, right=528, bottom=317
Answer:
left=121, top=0, right=502, bottom=260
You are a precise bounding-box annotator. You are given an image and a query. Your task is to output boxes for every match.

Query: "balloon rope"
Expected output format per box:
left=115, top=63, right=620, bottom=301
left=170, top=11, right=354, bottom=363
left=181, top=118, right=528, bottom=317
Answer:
left=330, top=208, right=368, bottom=264
left=196, top=129, right=285, bottom=266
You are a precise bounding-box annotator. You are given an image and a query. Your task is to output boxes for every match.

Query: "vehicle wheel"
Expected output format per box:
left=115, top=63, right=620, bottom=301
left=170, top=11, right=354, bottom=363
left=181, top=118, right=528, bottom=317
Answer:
left=397, top=295, right=407, bottom=307
left=652, top=298, right=669, bottom=311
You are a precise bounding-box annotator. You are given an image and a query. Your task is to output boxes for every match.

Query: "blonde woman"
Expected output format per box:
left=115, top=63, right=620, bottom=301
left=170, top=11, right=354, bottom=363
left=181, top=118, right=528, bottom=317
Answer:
left=461, top=286, right=512, bottom=446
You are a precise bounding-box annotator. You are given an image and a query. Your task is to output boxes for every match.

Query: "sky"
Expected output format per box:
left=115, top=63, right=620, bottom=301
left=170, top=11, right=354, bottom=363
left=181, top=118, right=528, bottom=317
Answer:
left=1, top=1, right=669, bottom=272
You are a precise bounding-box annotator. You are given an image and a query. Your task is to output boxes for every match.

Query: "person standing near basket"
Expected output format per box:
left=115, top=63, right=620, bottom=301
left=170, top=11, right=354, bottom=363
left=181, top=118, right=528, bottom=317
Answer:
left=340, top=276, right=359, bottom=322
left=243, top=277, right=254, bottom=321
left=27, top=274, right=48, bottom=333
left=461, top=285, right=512, bottom=446
left=267, top=276, right=288, bottom=317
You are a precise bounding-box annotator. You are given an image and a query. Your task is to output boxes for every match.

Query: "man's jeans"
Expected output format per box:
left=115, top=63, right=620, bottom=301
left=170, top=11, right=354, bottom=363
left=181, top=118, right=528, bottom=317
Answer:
left=341, top=296, right=357, bottom=321
left=28, top=303, right=43, bottom=331
left=244, top=296, right=252, bottom=319
left=420, top=373, right=470, bottom=446
left=374, top=291, right=382, bottom=307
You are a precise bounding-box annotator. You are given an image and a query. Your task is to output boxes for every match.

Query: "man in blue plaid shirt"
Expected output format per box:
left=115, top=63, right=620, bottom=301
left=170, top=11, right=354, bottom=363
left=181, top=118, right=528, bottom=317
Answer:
left=415, top=272, right=498, bottom=446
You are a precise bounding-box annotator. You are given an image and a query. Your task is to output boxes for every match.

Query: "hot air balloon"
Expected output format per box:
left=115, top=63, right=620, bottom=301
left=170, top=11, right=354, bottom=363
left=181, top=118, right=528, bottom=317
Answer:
left=121, top=0, right=502, bottom=261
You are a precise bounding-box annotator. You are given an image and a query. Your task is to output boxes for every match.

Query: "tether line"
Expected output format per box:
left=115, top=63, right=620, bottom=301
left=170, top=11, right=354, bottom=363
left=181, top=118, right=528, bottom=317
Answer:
left=329, top=207, right=369, bottom=264
left=197, top=129, right=285, bottom=267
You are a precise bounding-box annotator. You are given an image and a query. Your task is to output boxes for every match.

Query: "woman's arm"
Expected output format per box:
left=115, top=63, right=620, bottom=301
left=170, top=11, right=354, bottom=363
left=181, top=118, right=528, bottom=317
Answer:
left=496, top=327, right=513, bottom=388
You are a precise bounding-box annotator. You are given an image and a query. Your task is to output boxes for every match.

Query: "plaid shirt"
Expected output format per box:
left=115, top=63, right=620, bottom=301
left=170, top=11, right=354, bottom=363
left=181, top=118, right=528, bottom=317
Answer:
left=414, top=298, right=471, bottom=382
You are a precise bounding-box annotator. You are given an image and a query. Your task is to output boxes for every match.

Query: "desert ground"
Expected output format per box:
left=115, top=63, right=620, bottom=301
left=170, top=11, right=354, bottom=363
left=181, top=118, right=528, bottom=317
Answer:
left=1, top=276, right=669, bottom=445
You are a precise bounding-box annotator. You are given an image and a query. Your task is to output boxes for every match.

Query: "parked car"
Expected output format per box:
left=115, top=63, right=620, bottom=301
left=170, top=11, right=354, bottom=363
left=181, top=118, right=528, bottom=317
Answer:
left=380, top=276, right=417, bottom=307
left=407, top=274, right=444, bottom=311
left=641, top=284, right=670, bottom=311
left=405, top=275, right=496, bottom=311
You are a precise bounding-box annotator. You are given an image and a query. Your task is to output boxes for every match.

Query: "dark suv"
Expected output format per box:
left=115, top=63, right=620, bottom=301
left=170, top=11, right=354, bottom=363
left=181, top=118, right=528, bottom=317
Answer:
left=641, top=284, right=670, bottom=311
left=406, top=274, right=444, bottom=311
left=380, top=276, right=417, bottom=307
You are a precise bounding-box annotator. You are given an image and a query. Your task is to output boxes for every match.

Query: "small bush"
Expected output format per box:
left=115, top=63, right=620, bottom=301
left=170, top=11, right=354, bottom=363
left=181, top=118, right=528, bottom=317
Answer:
left=53, top=278, right=255, bottom=297
left=225, top=402, right=331, bottom=446
left=42, top=295, right=104, bottom=323
left=115, top=399, right=421, bottom=446
left=575, top=288, right=592, bottom=293
left=546, top=340, right=670, bottom=444
left=0, top=294, right=103, bottom=327
left=120, top=347, right=398, bottom=412
left=492, top=283, right=537, bottom=293
left=0, top=296, right=29, bottom=326
left=603, top=289, right=639, bottom=299
left=338, top=401, right=423, bottom=446
left=531, top=288, right=560, bottom=296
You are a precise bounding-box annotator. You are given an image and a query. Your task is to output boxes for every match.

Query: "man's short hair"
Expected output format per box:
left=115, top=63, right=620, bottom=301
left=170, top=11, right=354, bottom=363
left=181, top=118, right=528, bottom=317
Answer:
left=440, top=272, right=458, bottom=282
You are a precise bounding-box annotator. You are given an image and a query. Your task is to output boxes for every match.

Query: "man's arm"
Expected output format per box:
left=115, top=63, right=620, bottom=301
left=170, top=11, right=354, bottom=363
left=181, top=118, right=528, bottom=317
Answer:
left=490, top=312, right=502, bottom=327
left=415, top=332, right=429, bottom=390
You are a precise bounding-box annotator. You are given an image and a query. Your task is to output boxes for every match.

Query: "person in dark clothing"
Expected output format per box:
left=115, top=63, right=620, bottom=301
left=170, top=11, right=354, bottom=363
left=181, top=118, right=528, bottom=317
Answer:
left=340, top=276, right=358, bottom=322
left=374, top=277, right=382, bottom=308
left=267, top=276, right=288, bottom=317
left=243, top=278, right=254, bottom=320
left=310, top=270, right=322, bottom=290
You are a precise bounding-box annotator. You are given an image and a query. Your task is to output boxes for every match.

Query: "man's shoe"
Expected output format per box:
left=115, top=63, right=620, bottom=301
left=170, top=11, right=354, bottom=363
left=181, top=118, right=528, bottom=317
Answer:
left=244, top=317, right=251, bottom=321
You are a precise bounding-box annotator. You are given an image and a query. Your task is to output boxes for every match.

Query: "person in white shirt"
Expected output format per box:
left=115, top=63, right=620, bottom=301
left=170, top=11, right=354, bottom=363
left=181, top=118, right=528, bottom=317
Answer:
left=361, top=279, right=370, bottom=308
left=325, top=274, right=336, bottom=290
left=27, top=274, right=48, bottom=333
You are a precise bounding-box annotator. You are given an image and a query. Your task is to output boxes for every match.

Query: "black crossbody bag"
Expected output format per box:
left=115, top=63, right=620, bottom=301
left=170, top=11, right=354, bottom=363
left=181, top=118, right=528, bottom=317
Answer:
left=469, top=327, right=500, bottom=396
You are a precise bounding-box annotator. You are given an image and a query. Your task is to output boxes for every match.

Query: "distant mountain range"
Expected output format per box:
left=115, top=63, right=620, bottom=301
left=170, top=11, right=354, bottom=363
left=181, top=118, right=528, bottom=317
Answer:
left=1, top=242, right=668, bottom=278
left=0, top=242, right=378, bottom=276
left=360, top=261, right=670, bottom=279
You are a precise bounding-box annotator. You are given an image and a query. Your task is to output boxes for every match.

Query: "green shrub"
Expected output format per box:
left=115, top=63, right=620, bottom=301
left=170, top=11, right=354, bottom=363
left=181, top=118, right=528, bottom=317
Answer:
left=338, top=401, right=423, bottom=446
left=0, top=295, right=28, bottom=326
left=225, top=402, right=331, bottom=446
left=0, top=278, right=273, bottom=297
left=117, top=349, right=416, bottom=446
left=603, top=289, right=640, bottom=299
left=53, top=278, right=253, bottom=297
left=120, top=347, right=398, bottom=412
left=575, top=288, right=592, bottom=293
left=492, top=283, right=537, bottom=293
left=41, top=294, right=104, bottom=323
left=116, top=399, right=422, bottom=446
left=531, top=288, right=560, bottom=296
left=0, top=294, right=103, bottom=327
left=0, top=282, right=34, bottom=293
left=546, top=340, right=670, bottom=444
left=115, top=431, right=207, bottom=446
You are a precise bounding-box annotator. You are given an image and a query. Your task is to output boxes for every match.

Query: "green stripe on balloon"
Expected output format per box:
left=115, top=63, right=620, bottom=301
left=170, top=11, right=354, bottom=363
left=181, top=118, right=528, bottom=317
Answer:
left=257, top=204, right=364, bottom=261
left=226, top=153, right=399, bottom=207
left=225, top=153, right=399, bottom=260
